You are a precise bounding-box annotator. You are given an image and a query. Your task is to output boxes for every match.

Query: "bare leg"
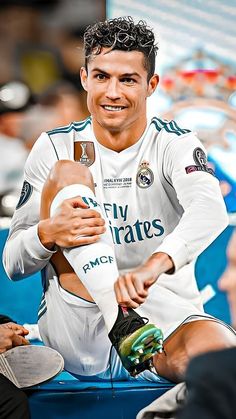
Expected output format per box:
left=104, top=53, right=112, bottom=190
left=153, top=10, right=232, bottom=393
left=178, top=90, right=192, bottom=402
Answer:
left=153, top=320, right=236, bottom=382
left=40, top=159, right=96, bottom=300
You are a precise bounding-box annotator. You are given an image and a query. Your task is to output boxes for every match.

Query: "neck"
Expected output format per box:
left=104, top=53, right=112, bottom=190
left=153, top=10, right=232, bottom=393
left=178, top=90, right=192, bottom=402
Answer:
left=92, top=117, right=148, bottom=152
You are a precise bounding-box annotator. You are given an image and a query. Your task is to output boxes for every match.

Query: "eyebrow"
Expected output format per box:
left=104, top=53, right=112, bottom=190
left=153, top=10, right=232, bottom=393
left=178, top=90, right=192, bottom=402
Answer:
left=91, top=68, right=141, bottom=78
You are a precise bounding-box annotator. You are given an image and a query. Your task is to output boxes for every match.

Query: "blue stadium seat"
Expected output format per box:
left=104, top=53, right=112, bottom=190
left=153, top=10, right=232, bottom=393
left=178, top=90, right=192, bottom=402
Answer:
left=27, top=371, right=173, bottom=419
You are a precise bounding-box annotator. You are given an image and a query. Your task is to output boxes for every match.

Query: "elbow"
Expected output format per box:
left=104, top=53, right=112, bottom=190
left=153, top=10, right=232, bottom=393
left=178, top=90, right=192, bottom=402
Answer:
left=2, top=246, right=10, bottom=279
left=2, top=246, right=23, bottom=281
left=2, top=260, right=14, bottom=281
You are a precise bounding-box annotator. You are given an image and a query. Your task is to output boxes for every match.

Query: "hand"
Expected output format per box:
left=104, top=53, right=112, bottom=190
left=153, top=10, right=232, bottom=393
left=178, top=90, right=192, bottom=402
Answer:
left=114, top=252, right=174, bottom=308
left=114, top=266, right=157, bottom=308
left=218, top=265, right=236, bottom=293
left=0, top=322, right=29, bottom=336
left=0, top=325, right=30, bottom=354
left=38, top=196, right=106, bottom=249
left=218, top=265, right=236, bottom=329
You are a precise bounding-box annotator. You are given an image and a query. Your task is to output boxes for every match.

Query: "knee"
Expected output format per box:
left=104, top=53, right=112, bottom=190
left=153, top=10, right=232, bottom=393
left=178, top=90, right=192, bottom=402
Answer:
left=48, top=160, right=94, bottom=191
left=40, top=160, right=95, bottom=219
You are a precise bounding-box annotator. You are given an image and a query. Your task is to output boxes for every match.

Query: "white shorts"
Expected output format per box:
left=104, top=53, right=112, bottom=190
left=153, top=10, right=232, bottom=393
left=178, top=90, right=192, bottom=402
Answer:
left=38, top=273, right=235, bottom=382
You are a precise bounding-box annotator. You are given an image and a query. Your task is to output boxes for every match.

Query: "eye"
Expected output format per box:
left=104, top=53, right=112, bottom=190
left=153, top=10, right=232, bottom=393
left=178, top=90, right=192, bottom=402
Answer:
left=95, top=73, right=107, bottom=81
left=121, top=77, right=136, bottom=85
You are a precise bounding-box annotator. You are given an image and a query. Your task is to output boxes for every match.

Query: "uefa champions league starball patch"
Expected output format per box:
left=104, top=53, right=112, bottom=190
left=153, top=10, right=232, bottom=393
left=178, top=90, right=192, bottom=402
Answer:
left=185, top=147, right=215, bottom=176
left=136, top=161, right=154, bottom=188
left=16, top=181, right=33, bottom=209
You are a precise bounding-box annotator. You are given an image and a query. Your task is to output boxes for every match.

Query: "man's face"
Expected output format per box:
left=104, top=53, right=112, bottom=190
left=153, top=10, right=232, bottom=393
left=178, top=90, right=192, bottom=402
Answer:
left=80, top=48, right=158, bottom=133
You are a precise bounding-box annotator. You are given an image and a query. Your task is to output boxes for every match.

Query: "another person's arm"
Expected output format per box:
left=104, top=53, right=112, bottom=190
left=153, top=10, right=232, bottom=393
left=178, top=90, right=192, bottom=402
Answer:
left=218, top=229, right=236, bottom=289
left=0, top=316, right=29, bottom=353
left=218, top=229, right=236, bottom=327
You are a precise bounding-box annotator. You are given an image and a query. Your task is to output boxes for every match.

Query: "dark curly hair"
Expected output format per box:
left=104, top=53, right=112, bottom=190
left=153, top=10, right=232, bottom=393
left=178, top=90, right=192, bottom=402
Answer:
left=84, top=16, right=158, bottom=81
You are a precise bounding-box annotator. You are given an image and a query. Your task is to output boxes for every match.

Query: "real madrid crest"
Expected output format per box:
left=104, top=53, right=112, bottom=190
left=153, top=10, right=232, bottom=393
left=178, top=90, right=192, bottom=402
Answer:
left=136, top=161, right=154, bottom=188
left=74, top=141, right=95, bottom=167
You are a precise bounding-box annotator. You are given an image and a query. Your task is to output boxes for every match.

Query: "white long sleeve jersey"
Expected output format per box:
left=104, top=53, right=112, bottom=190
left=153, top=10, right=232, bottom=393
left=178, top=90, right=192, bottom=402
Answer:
left=3, top=116, right=228, bottom=296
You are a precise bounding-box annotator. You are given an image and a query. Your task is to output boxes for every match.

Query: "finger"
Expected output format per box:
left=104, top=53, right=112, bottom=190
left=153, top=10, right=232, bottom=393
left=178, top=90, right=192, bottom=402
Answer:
left=74, top=225, right=106, bottom=238
left=132, top=275, right=149, bottom=298
left=0, top=324, right=9, bottom=330
left=74, top=209, right=103, bottom=219
left=14, top=327, right=29, bottom=336
left=6, top=323, right=29, bottom=335
left=115, top=277, right=139, bottom=308
left=123, top=275, right=147, bottom=304
left=69, top=234, right=101, bottom=247
left=114, top=281, right=121, bottom=303
left=72, top=217, right=105, bottom=229
left=12, top=334, right=30, bottom=347
left=64, top=196, right=89, bottom=209
left=143, top=277, right=156, bottom=290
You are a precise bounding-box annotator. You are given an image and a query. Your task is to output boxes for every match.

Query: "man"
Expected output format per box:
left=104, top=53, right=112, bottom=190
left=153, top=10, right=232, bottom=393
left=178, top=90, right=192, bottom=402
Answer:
left=218, top=228, right=236, bottom=327
left=0, top=314, right=64, bottom=418
left=0, top=314, right=30, bottom=419
left=3, top=17, right=236, bottom=383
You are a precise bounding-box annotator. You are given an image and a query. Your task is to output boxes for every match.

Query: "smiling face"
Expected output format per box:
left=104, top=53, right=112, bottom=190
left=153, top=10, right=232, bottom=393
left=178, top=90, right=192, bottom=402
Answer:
left=80, top=48, right=159, bottom=144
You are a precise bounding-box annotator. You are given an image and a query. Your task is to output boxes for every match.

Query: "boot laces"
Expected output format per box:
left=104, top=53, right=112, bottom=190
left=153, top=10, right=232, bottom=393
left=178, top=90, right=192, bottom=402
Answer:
left=113, top=316, right=149, bottom=344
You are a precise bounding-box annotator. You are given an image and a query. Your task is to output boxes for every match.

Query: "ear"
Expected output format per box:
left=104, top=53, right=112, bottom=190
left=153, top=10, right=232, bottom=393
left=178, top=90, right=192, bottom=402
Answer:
left=147, top=74, right=159, bottom=97
left=80, top=67, right=88, bottom=92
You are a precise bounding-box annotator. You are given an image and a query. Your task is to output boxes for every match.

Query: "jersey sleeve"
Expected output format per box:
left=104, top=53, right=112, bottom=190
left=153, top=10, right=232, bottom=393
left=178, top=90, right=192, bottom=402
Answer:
left=155, top=132, right=228, bottom=272
left=3, top=132, right=58, bottom=281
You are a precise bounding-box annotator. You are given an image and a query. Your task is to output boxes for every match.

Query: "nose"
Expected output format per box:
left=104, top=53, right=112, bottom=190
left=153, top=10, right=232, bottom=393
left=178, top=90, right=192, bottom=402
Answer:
left=105, top=78, right=121, bottom=100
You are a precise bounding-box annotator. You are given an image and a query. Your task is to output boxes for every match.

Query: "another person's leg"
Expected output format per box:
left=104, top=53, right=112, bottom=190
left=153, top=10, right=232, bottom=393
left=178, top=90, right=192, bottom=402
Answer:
left=0, top=374, right=30, bottom=419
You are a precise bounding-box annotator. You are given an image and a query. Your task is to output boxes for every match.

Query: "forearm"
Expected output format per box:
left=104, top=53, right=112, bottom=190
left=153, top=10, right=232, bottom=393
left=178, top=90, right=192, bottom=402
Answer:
left=142, top=252, right=174, bottom=277
left=160, top=134, right=228, bottom=273
left=3, top=224, right=55, bottom=280
left=156, top=178, right=228, bottom=272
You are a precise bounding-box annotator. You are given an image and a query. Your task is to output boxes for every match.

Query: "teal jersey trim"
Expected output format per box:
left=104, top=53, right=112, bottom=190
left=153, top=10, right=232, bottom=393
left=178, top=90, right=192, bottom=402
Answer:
left=47, top=117, right=92, bottom=136
left=38, top=305, right=47, bottom=321
left=151, top=117, right=191, bottom=136
left=38, top=298, right=46, bottom=313
left=38, top=296, right=47, bottom=320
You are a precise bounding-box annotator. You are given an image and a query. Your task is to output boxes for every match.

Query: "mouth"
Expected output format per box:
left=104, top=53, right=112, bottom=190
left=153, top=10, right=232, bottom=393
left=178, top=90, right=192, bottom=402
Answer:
left=101, top=105, right=126, bottom=112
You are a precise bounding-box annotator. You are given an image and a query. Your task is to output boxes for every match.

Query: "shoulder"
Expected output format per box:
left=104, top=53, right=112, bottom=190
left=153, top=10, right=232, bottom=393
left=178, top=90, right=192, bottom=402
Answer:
left=46, top=117, right=92, bottom=137
left=150, top=117, right=191, bottom=137
left=24, top=117, right=93, bottom=184
left=24, top=131, right=59, bottom=187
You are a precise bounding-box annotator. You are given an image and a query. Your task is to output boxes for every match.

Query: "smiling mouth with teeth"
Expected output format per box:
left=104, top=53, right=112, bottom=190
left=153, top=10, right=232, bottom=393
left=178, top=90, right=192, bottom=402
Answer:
left=103, top=105, right=126, bottom=111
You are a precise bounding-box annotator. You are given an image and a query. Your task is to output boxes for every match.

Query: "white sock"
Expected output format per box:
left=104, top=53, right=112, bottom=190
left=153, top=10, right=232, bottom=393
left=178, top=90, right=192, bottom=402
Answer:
left=50, top=184, right=119, bottom=331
